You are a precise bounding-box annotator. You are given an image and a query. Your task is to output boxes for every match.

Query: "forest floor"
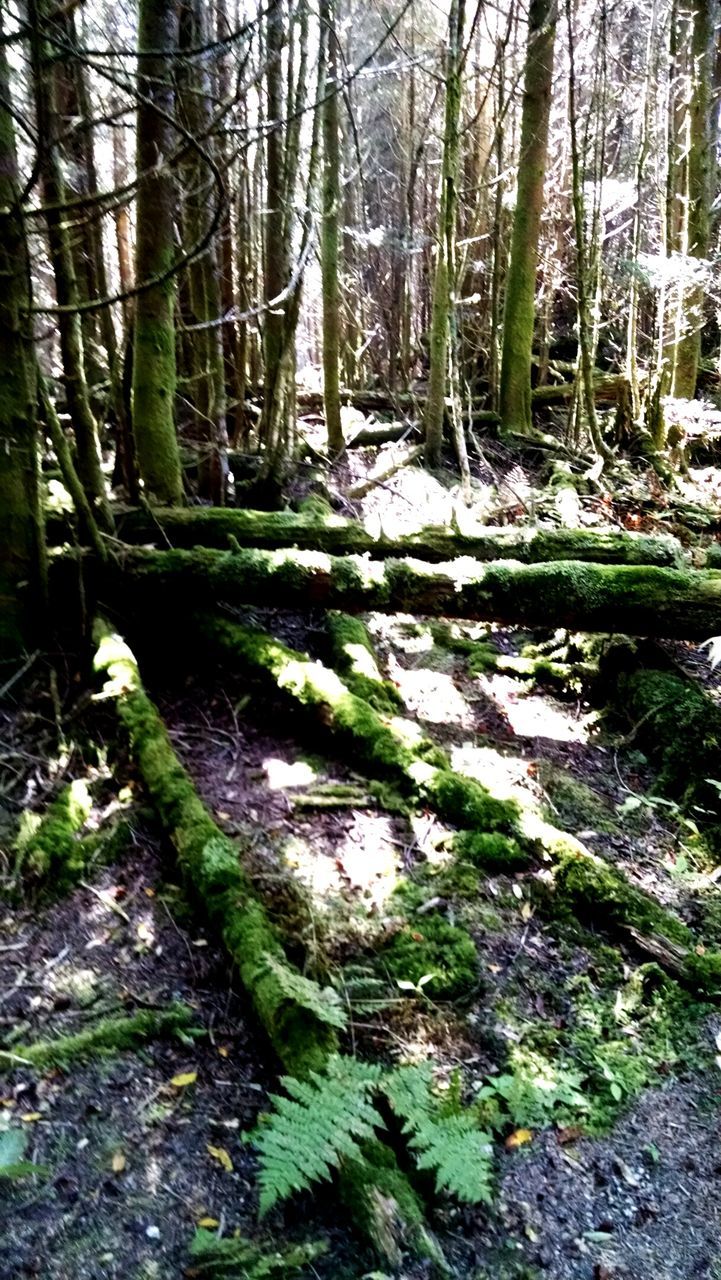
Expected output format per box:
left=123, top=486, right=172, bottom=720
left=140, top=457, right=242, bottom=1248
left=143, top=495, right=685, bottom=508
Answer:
left=3, top=436, right=721, bottom=1280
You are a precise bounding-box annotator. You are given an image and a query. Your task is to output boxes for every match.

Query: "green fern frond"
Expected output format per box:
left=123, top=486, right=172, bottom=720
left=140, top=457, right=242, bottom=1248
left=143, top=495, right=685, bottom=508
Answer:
left=253, top=1055, right=384, bottom=1214
left=382, top=1063, right=493, bottom=1204
left=260, top=953, right=347, bottom=1030
left=409, top=1113, right=494, bottom=1204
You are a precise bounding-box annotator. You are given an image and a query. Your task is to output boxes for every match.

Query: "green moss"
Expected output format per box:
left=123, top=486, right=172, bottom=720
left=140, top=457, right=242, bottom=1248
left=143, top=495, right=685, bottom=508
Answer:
left=16, top=779, right=93, bottom=887
left=429, top=770, right=519, bottom=836
left=381, top=915, right=479, bottom=1000
left=536, top=760, right=618, bottom=834
left=615, top=667, right=721, bottom=809
left=0, top=1003, right=194, bottom=1072
left=326, top=611, right=404, bottom=714
left=453, top=831, right=527, bottom=870
left=552, top=848, right=693, bottom=948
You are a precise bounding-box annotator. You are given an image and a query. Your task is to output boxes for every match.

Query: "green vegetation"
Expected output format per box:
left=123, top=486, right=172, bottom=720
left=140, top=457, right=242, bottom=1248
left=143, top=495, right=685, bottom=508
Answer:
left=0, top=1003, right=194, bottom=1072
left=380, top=914, right=480, bottom=1000
left=326, top=611, right=403, bottom=712
left=187, top=1229, right=327, bottom=1278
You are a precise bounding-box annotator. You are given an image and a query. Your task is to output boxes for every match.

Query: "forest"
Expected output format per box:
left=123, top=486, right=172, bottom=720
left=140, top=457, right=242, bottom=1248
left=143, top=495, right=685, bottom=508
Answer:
left=1, top=0, right=721, bottom=1275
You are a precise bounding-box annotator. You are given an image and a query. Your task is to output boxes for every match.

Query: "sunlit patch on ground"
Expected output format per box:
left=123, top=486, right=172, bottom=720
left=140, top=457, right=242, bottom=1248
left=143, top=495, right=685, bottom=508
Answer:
left=481, top=672, right=597, bottom=743
left=450, top=741, right=539, bottom=807
left=285, top=810, right=402, bottom=912
left=391, top=664, right=474, bottom=726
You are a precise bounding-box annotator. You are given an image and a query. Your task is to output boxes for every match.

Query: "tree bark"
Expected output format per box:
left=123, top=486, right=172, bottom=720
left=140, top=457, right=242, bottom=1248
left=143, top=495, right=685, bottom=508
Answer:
left=99, top=546, right=721, bottom=639
left=132, top=0, right=183, bottom=505
left=424, top=0, right=465, bottom=467
left=59, top=506, right=683, bottom=567
left=320, top=0, right=344, bottom=453
left=499, top=0, right=557, bottom=436
left=0, top=25, right=45, bottom=659
left=28, top=0, right=110, bottom=524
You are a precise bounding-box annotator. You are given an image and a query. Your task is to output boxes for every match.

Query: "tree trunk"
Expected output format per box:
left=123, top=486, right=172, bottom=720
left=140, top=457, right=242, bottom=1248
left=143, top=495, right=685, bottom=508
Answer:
left=92, top=506, right=683, bottom=567
left=177, top=0, right=229, bottom=504
left=0, top=25, right=45, bottom=660
left=99, top=546, right=721, bottom=640
left=499, top=0, right=557, bottom=436
left=28, top=0, right=110, bottom=524
left=320, top=0, right=344, bottom=454
left=132, top=0, right=183, bottom=505
left=670, top=0, right=713, bottom=399
left=424, top=0, right=465, bottom=467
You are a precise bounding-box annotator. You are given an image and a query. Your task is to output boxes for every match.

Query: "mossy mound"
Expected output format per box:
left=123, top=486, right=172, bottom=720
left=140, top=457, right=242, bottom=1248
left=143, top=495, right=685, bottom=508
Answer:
left=453, top=830, right=527, bottom=870
left=380, top=914, right=479, bottom=1000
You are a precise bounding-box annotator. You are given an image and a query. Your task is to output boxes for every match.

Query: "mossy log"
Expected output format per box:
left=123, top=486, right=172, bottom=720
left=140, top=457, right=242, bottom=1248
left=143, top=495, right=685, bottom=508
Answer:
left=188, top=614, right=721, bottom=996
left=0, top=1004, right=193, bottom=1072
left=601, top=641, right=721, bottom=822
left=71, top=506, right=684, bottom=568
left=531, top=374, right=624, bottom=407
left=93, top=620, right=440, bottom=1268
left=326, top=613, right=404, bottom=713
left=108, top=547, right=721, bottom=640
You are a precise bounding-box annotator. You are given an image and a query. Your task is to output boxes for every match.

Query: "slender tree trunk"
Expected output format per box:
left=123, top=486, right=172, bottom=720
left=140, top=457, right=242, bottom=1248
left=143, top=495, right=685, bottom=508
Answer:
left=0, top=24, right=45, bottom=659
left=132, top=0, right=183, bottom=505
left=28, top=0, right=110, bottom=524
left=498, top=0, right=556, bottom=436
left=424, top=0, right=466, bottom=468
left=670, top=0, right=713, bottom=399
left=565, top=0, right=613, bottom=465
left=320, top=0, right=344, bottom=454
left=178, top=0, right=228, bottom=504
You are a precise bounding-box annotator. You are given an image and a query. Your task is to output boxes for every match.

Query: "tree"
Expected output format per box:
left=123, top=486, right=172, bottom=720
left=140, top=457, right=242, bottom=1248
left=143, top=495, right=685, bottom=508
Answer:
left=424, top=0, right=466, bottom=468
left=0, top=21, right=44, bottom=659
left=320, top=0, right=344, bottom=455
left=132, top=0, right=184, bottom=506
left=499, top=0, right=557, bottom=437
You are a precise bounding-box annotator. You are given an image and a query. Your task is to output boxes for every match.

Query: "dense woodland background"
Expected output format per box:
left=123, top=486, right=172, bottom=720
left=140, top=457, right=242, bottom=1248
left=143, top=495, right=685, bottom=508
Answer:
left=2, top=2, right=721, bottom=1278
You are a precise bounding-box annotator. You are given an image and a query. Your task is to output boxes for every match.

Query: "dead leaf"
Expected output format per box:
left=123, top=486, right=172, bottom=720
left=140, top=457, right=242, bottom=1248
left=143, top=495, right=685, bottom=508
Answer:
left=206, top=1144, right=233, bottom=1173
left=520, top=901, right=534, bottom=921
left=556, top=1125, right=583, bottom=1145
left=111, top=1150, right=126, bottom=1173
left=197, top=1216, right=219, bottom=1229
left=505, top=1128, right=533, bottom=1149
left=20, top=1112, right=42, bottom=1123
left=217, top=1046, right=229, bottom=1059
left=170, top=1071, right=197, bottom=1089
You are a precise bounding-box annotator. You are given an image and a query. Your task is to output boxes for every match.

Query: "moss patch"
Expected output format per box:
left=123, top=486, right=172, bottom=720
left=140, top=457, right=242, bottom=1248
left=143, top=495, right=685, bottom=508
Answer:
left=381, top=914, right=479, bottom=1001
left=0, top=1004, right=194, bottom=1073
left=536, top=760, right=617, bottom=834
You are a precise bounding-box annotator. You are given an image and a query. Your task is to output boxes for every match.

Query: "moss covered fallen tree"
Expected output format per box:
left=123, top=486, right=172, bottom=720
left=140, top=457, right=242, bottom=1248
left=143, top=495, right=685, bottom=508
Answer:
left=189, top=612, right=721, bottom=997
left=600, top=641, right=721, bottom=828
left=0, top=1004, right=193, bottom=1072
left=76, top=506, right=684, bottom=567
left=93, top=619, right=442, bottom=1269
left=108, top=546, right=721, bottom=640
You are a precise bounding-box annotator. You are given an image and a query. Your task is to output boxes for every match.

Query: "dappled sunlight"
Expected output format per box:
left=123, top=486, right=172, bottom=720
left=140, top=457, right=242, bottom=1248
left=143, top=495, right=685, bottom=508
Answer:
left=263, top=756, right=317, bottom=791
left=391, top=664, right=474, bottom=727
left=450, top=741, right=537, bottom=807
left=481, top=672, right=597, bottom=743
left=283, top=812, right=402, bottom=911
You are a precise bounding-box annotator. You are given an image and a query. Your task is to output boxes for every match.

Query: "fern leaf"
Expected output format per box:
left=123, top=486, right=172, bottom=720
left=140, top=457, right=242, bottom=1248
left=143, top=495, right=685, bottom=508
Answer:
left=260, top=953, right=347, bottom=1030
left=409, top=1113, right=494, bottom=1204
left=383, top=1062, right=494, bottom=1205
left=253, top=1055, right=384, bottom=1214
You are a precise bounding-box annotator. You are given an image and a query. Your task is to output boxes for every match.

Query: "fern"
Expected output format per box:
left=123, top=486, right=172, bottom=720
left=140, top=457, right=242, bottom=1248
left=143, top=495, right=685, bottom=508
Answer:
left=382, top=1063, right=494, bottom=1205
left=253, top=1055, right=384, bottom=1214
left=409, top=1112, right=494, bottom=1204
left=260, top=953, right=347, bottom=1030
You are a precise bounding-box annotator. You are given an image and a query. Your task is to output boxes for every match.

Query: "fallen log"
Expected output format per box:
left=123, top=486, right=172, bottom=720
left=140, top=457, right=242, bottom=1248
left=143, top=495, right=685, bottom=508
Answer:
left=181, top=612, right=721, bottom=995
left=93, top=619, right=444, bottom=1269
left=531, top=374, right=624, bottom=407
left=84, top=506, right=685, bottom=568
left=107, top=546, right=721, bottom=639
